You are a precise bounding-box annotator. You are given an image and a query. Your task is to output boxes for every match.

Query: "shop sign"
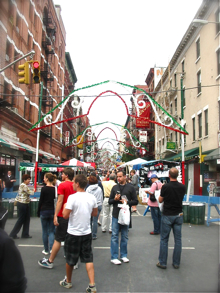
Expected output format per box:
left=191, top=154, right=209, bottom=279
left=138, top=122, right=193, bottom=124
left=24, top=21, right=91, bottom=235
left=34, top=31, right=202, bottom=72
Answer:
left=0, top=157, right=5, bottom=165
left=77, top=135, right=84, bottom=149
left=139, top=131, right=147, bottom=142
left=65, top=131, right=70, bottom=146
left=167, top=142, right=176, bottom=150
left=217, top=159, right=220, bottom=164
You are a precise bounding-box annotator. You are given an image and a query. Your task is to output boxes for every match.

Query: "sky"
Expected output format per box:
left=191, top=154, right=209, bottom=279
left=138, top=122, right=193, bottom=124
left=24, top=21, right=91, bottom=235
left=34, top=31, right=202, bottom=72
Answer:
left=54, top=0, right=203, bottom=158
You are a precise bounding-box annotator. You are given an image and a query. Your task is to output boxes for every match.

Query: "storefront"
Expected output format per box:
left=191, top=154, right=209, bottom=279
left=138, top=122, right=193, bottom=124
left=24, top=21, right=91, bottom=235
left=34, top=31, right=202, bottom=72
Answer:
left=0, top=136, right=56, bottom=191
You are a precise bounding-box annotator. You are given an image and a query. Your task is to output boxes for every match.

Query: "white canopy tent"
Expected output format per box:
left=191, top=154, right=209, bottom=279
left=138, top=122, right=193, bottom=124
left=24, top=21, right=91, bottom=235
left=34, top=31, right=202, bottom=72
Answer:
left=117, top=158, right=148, bottom=175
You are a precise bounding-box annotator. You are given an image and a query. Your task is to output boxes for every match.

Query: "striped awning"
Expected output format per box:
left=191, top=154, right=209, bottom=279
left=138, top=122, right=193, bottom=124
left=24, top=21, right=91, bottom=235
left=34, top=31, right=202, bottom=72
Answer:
left=0, top=137, right=56, bottom=160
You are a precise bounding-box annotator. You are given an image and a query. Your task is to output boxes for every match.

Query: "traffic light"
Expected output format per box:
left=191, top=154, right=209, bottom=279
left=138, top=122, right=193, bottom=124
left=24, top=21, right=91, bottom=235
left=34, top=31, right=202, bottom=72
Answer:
left=18, top=62, right=30, bottom=84
left=32, top=61, right=40, bottom=83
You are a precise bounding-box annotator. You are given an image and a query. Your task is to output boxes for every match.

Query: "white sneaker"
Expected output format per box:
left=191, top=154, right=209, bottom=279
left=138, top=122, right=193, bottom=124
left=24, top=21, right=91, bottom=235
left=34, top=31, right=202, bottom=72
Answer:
left=111, top=259, right=122, bottom=265
left=61, top=241, right=64, bottom=247
left=73, top=263, right=78, bottom=269
left=121, top=257, right=129, bottom=263
left=42, top=250, right=49, bottom=255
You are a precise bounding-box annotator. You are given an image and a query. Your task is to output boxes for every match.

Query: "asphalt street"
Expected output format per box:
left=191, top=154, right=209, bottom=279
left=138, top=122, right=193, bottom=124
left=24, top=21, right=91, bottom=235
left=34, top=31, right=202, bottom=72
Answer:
left=4, top=205, right=220, bottom=293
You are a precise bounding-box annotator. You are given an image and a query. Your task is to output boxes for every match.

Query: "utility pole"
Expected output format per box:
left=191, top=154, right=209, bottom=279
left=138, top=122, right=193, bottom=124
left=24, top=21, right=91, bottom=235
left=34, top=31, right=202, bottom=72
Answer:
left=34, top=81, right=43, bottom=191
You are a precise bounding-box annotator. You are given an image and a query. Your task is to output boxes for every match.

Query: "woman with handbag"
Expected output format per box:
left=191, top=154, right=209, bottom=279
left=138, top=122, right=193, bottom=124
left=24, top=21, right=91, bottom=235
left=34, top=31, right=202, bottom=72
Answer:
left=146, top=174, right=163, bottom=235
left=9, top=174, right=34, bottom=239
left=37, top=173, right=56, bottom=255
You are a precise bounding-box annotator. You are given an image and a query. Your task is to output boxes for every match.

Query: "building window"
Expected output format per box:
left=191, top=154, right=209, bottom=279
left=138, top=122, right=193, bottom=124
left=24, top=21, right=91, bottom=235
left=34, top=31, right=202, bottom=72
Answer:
left=216, top=7, right=220, bottom=35
left=217, top=49, right=220, bottom=76
left=204, top=109, right=208, bottom=136
left=174, top=73, right=177, bottom=87
left=11, top=88, right=16, bottom=107
left=170, top=103, right=173, bottom=114
left=196, top=38, right=200, bottom=59
left=6, top=40, right=11, bottom=60
left=197, top=70, right=201, bottom=94
left=192, top=117, right=196, bottom=141
left=159, top=141, right=161, bottom=153
left=175, top=131, right=178, bottom=147
left=198, top=113, right=202, bottom=138
left=174, top=98, right=177, bottom=113
left=170, top=79, right=172, bottom=88
left=182, top=60, right=185, bottom=73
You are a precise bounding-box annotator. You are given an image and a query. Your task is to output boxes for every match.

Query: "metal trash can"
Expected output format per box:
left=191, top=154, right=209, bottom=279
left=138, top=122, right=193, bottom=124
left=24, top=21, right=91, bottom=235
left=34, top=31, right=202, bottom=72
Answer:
left=182, top=202, right=190, bottom=223
left=30, top=199, right=39, bottom=217
left=189, top=202, right=205, bottom=225
left=1, top=199, right=14, bottom=218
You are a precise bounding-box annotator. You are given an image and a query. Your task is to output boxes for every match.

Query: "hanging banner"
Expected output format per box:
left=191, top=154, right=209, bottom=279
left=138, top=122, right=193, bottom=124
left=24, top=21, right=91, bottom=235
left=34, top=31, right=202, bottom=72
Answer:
left=154, top=67, right=165, bottom=89
left=136, top=101, right=151, bottom=128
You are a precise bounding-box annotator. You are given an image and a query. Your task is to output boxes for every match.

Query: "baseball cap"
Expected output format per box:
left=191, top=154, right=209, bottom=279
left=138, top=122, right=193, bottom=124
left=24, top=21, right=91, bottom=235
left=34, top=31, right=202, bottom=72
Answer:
left=150, top=174, right=158, bottom=179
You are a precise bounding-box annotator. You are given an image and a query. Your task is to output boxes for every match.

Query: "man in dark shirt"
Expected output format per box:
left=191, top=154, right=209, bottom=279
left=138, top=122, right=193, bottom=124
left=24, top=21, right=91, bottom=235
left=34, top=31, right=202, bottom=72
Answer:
left=3, top=171, right=16, bottom=192
left=156, top=167, right=186, bottom=269
left=109, top=170, right=138, bottom=265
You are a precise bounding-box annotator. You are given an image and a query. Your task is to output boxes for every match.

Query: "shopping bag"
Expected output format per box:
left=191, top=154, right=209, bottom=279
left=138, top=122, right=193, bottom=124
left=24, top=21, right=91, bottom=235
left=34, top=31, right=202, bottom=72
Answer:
left=118, top=203, right=130, bottom=226
left=155, top=189, right=164, bottom=212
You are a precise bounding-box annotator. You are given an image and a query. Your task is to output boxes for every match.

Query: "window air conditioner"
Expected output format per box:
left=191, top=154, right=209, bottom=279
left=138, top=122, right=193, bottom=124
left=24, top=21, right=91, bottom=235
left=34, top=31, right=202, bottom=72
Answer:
left=16, top=26, right=19, bottom=34
left=5, top=54, right=9, bottom=61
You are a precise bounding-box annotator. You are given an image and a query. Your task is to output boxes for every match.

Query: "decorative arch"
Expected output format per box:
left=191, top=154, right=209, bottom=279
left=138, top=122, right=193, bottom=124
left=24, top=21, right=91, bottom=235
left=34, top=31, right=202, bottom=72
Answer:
left=96, top=127, right=118, bottom=141
left=29, top=80, right=188, bottom=135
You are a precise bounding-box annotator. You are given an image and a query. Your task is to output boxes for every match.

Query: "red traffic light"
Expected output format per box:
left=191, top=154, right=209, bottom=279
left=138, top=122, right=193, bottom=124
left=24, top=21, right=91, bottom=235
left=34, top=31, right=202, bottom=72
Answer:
left=32, top=61, right=40, bottom=83
left=33, top=61, right=40, bottom=69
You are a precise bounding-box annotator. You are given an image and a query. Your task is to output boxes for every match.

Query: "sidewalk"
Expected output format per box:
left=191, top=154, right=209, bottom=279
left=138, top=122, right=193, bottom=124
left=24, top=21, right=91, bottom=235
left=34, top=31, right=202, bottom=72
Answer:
left=4, top=204, right=219, bottom=293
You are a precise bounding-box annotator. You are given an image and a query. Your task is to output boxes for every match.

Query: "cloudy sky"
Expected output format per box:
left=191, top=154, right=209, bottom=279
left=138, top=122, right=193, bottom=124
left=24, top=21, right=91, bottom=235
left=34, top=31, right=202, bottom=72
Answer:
left=54, top=0, right=203, bottom=153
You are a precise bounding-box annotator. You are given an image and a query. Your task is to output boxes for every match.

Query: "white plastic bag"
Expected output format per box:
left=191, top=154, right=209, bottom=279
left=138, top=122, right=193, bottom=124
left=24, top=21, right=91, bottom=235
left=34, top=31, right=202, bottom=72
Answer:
left=118, top=203, right=130, bottom=226
left=155, top=190, right=164, bottom=212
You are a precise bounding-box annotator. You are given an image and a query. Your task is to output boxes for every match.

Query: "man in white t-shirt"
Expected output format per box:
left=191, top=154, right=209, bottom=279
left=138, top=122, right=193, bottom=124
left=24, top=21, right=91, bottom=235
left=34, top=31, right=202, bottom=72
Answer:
left=60, top=174, right=98, bottom=293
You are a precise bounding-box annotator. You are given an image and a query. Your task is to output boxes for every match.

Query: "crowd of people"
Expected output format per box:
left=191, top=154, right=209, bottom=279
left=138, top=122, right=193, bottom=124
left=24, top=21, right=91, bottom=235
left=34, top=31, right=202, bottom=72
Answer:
left=0, top=166, right=186, bottom=293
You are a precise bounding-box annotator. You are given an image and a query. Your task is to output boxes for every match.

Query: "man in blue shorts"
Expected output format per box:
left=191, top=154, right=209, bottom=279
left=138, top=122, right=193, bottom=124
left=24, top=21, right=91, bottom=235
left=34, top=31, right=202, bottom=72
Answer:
left=60, top=174, right=98, bottom=292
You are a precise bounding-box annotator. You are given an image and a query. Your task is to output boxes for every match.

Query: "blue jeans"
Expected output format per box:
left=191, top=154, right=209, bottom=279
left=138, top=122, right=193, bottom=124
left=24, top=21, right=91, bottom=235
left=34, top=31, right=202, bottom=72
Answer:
left=159, top=214, right=183, bottom=266
left=151, top=206, right=161, bottom=233
left=92, top=205, right=102, bottom=238
left=111, top=216, right=129, bottom=260
left=4, top=187, right=13, bottom=192
left=40, top=212, right=55, bottom=252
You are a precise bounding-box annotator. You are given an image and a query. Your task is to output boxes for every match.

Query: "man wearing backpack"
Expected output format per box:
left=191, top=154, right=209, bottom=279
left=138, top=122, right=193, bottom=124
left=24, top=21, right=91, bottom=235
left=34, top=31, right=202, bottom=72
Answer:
left=145, top=174, right=163, bottom=235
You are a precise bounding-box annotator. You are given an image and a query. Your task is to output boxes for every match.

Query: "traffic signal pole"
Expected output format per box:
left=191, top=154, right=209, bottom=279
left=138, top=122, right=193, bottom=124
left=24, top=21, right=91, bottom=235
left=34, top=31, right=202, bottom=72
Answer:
left=34, top=81, right=43, bottom=192
left=0, top=50, right=35, bottom=73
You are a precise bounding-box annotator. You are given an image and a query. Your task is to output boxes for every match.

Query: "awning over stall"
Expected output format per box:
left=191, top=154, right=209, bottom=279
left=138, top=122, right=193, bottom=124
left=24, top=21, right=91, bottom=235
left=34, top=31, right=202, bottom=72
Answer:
left=204, top=148, right=220, bottom=161
left=166, top=147, right=199, bottom=162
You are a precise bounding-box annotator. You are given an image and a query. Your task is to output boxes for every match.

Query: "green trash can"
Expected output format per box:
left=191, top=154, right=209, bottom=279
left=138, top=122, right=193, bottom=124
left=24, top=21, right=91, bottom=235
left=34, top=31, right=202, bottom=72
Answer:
left=189, top=202, right=205, bottom=225
left=1, top=199, right=14, bottom=218
left=182, top=202, right=190, bottom=223
left=30, top=199, right=39, bottom=217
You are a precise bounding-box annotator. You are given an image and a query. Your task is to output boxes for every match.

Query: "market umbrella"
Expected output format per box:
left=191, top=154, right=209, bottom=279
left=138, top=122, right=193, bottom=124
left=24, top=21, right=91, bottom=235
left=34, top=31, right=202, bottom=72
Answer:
left=60, top=158, right=89, bottom=167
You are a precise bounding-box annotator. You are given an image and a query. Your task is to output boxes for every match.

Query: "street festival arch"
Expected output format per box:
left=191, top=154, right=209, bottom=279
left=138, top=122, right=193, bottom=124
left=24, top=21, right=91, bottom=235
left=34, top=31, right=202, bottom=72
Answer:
left=29, top=80, right=188, bottom=173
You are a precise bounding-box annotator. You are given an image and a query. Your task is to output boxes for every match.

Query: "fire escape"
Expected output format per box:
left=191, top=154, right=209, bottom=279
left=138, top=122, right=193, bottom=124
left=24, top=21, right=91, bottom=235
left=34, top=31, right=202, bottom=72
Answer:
left=41, top=8, right=56, bottom=140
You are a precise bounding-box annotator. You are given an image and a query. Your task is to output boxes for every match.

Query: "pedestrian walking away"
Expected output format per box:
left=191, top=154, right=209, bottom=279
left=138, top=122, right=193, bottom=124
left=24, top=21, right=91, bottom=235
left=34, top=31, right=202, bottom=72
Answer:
left=9, top=174, right=34, bottom=239
left=37, top=173, right=56, bottom=255
left=145, top=174, right=163, bottom=235
left=156, top=167, right=186, bottom=269
left=60, top=174, right=98, bottom=292
left=86, top=175, right=103, bottom=240
left=38, top=167, right=75, bottom=269
left=109, top=170, right=138, bottom=265
left=101, top=173, right=116, bottom=233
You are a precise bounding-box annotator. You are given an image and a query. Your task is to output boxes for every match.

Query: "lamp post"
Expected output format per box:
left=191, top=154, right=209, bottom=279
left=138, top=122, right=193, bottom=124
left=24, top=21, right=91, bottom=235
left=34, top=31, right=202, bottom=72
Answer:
left=192, top=19, right=220, bottom=25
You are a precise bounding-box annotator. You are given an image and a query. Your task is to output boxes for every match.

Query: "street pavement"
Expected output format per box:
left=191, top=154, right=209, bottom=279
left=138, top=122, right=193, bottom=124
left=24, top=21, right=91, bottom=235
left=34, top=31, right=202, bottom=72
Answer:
left=4, top=204, right=220, bottom=293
